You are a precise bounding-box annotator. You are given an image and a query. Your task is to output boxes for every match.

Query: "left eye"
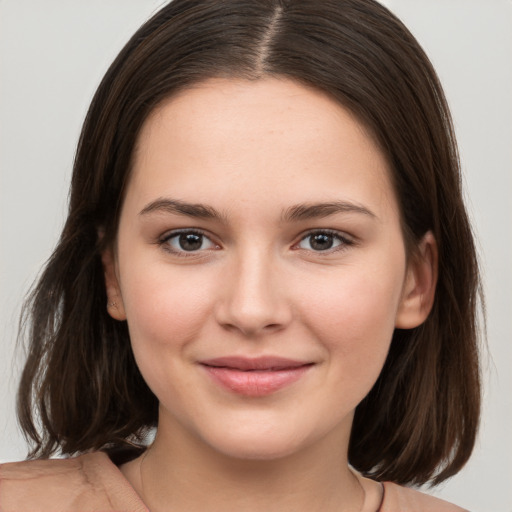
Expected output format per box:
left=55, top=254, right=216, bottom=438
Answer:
left=163, top=231, right=217, bottom=253
left=297, top=232, right=348, bottom=252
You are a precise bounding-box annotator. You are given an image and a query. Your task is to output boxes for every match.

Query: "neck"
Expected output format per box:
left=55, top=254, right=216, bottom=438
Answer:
left=122, top=417, right=364, bottom=512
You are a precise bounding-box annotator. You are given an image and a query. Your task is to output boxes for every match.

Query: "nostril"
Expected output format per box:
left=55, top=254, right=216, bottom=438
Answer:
left=219, top=322, right=284, bottom=337
left=213, top=281, right=293, bottom=336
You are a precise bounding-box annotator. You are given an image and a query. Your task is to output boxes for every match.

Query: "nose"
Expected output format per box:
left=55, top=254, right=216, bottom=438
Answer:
left=214, top=249, right=293, bottom=337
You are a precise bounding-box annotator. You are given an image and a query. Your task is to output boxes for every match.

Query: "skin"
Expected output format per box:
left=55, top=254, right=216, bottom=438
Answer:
left=103, top=77, right=437, bottom=512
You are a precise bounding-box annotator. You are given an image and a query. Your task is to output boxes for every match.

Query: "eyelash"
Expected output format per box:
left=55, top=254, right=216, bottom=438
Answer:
left=158, top=229, right=355, bottom=257
left=158, top=229, right=218, bottom=257
left=295, top=229, right=355, bottom=254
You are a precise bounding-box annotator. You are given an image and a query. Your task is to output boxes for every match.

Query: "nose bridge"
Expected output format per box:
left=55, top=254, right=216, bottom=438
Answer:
left=216, top=244, right=290, bottom=336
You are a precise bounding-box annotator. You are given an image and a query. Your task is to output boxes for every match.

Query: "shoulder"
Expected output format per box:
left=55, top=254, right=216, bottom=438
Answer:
left=0, top=451, right=147, bottom=511
left=381, top=481, right=469, bottom=512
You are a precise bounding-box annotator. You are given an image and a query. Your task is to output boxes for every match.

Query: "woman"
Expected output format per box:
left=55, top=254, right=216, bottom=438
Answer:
left=0, top=1, right=481, bottom=510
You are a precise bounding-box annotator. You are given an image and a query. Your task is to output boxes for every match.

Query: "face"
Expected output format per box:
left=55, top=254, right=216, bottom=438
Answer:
left=104, top=77, right=435, bottom=461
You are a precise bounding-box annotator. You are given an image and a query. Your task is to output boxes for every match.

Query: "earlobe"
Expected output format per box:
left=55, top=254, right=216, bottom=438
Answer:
left=395, top=231, right=438, bottom=329
left=101, top=247, right=127, bottom=321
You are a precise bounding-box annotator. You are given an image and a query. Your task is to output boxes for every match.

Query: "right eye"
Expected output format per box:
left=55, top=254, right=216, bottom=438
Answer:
left=160, top=230, right=218, bottom=255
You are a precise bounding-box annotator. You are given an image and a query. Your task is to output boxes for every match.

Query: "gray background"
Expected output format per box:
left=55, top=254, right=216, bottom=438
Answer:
left=1, top=1, right=511, bottom=510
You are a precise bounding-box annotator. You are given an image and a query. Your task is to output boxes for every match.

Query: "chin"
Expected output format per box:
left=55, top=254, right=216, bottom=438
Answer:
left=213, top=436, right=305, bottom=462
left=200, top=418, right=319, bottom=462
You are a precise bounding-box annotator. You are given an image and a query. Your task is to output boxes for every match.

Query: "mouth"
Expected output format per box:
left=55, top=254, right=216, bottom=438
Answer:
left=199, top=356, right=315, bottom=396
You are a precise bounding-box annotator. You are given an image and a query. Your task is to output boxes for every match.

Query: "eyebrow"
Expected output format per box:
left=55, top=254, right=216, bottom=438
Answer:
left=281, top=201, right=376, bottom=222
left=139, top=198, right=376, bottom=222
left=139, top=198, right=228, bottom=222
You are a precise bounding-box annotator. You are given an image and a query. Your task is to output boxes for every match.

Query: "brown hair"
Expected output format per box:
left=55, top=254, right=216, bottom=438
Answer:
left=17, top=0, right=482, bottom=486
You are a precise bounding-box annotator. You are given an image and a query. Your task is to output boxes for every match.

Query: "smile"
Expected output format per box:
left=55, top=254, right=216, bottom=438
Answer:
left=199, top=356, right=315, bottom=396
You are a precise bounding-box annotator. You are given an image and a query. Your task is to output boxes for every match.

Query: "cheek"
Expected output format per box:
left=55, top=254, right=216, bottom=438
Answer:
left=118, top=263, right=218, bottom=408
left=118, top=259, right=216, bottom=356
left=297, top=263, right=405, bottom=391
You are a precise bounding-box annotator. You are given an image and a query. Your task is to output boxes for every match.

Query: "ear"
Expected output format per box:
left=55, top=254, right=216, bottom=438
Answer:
left=395, top=231, right=438, bottom=329
left=101, top=246, right=127, bottom=321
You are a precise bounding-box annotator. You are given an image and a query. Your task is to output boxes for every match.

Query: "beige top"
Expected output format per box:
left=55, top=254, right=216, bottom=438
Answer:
left=0, top=451, right=468, bottom=511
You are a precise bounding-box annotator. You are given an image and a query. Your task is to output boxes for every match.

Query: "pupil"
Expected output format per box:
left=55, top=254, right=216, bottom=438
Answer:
left=311, top=233, right=333, bottom=250
left=179, top=233, right=203, bottom=251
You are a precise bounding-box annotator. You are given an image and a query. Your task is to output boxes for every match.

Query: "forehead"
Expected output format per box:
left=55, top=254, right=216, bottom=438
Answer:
left=127, top=77, right=398, bottom=220
left=137, top=77, right=377, bottom=160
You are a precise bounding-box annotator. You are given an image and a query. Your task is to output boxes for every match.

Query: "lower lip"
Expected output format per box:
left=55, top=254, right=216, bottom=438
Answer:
left=201, top=365, right=313, bottom=397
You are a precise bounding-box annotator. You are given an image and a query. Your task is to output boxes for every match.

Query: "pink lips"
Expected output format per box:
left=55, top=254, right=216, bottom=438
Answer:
left=200, top=356, right=313, bottom=397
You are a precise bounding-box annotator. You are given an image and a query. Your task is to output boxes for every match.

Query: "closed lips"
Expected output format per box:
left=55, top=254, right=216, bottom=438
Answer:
left=199, top=356, right=313, bottom=371
left=199, top=357, right=315, bottom=396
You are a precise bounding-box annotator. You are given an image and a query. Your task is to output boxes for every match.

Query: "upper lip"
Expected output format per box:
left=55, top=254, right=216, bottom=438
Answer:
left=200, top=356, right=312, bottom=371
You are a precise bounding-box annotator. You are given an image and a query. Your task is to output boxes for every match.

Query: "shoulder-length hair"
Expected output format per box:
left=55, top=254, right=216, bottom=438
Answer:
left=17, top=0, right=481, bottom=486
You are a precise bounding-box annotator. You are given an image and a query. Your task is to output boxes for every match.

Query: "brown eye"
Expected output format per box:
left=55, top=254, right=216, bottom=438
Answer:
left=178, top=233, right=203, bottom=251
left=309, top=233, right=335, bottom=251
left=164, top=231, right=216, bottom=253
left=297, top=231, right=350, bottom=252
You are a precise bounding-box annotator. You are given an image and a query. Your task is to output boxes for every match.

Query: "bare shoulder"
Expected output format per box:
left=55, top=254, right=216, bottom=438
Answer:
left=0, top=452, right=147, bottom=511
left=381, top=482, right=469, bottom=512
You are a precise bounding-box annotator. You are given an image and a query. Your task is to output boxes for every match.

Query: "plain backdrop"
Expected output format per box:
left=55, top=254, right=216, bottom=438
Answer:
left=1, top=1, right=511, bottom=510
